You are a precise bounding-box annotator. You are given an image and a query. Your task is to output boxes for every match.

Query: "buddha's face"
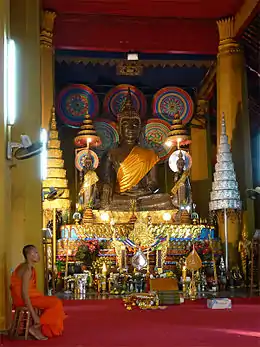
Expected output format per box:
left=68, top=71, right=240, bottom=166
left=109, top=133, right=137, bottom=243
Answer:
left=84, top=158, right=93, bottom=171
left=177, top=159, right=185, bottom=172
left=120, top=117, right=141, bottom=143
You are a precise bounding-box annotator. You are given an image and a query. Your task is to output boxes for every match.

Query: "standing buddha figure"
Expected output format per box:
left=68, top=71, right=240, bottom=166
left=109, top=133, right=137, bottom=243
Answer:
left=100, top=90, right=172, bottom=211
left=78, top=152, right=99, bottom=210
left=171, top=151, right=192, bottom=209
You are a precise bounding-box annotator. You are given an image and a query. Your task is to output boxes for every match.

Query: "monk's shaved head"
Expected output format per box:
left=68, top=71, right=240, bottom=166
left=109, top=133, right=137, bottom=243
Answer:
left=22, top=245, right=36, bottom=260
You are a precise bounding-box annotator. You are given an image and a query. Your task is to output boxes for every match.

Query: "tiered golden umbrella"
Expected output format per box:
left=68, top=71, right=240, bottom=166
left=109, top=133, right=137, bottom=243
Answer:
left=42, top=107, right=71, bottom=292
left=74, top=112, right=101, bottom=148
left=42, top=107, right=71, bottom=211
left=165, top=112, right=191, bottom=148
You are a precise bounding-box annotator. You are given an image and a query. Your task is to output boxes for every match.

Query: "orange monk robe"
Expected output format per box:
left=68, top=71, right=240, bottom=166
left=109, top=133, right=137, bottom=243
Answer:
left=116, top=146, right=159, bottom=193
left=10, top=264, right=66, bottom=338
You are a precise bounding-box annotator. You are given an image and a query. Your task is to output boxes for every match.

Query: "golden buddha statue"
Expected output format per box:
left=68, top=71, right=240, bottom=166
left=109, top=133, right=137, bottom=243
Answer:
left=78, top=152, right=99, bottom=210
left=171, top=151, right=192, bottom=209
left=100, top=91, right=173, bottom=211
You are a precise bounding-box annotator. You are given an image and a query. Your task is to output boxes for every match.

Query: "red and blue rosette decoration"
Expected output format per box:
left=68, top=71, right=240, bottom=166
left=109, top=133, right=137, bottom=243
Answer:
left=103, top=84, right=147, bottom=119
left=152, top=87, right=194, bottom=124
left=56, top=84, right=99, bottom=128
left=140, top=119, right=174, bottom=163
left=92, top=120, right=119, bottom=159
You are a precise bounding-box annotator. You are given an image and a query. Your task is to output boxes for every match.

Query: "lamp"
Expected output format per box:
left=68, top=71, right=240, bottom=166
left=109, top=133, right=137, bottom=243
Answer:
left=127, top=52, right=139, bottom=61
left=40, top=128, right=48, bottom=180
left=165, top=113, right=191, bottom=148
left=163, top=212, right=172, bottom=222
left=5, top=38, right=17, bottom=158
left=5, top=39, right=16, bottom=125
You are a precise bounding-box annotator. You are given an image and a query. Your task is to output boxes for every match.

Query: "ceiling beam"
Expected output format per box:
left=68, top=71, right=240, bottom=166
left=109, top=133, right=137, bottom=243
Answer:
left=53, top=16, right=219, bottom=54
left=196, top=62, right=217, bottom=101
left=235, top=0, right=260, bottom=36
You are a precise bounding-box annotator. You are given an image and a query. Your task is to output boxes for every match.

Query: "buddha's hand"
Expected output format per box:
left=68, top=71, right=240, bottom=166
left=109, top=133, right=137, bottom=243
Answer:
left=147, top=182, right=159, bottom=194
left=100, top=183, right=112, bottom=208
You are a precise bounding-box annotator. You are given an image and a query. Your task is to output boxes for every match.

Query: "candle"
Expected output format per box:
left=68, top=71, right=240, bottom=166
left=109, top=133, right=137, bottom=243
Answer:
left=121, top=245, right=126, bottom=269
left=102, top=262, right=107, bottom=277
left=156, top=250, right=162, bottom=268
left=182, top=265, right=187, bottom=282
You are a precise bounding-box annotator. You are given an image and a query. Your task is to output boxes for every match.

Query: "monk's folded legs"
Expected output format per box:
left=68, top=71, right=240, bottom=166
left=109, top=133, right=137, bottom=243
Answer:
left=30, top=296, right=65, bottom=338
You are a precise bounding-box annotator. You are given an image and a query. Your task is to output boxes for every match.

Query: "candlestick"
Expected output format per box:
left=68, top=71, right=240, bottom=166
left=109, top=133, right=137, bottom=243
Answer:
left=64, top=228, right=72, bottom=278
left=182, top=265, right=187, bottom=282
left=102, top=262, right=107, bottom=277
left=121, top=245, right=126, bottom=269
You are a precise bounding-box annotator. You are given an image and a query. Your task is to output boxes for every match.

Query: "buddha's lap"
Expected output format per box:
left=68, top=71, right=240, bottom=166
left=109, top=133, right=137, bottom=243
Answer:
left=109, top=192, right=173, bottom=210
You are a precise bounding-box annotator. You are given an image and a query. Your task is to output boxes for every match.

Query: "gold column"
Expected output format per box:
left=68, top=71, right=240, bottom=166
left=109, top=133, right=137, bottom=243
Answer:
left=0, top=0, right=11, bottom=331
left=40, top=10, right=56, bottom=130
left=190, top=100, right=211, bottom=218
left=10, top=0, right=43, bottom=289
left=216, top=17, right=254, bottom=263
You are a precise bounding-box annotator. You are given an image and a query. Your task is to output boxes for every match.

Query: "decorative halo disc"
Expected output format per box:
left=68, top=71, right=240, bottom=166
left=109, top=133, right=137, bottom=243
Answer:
left=152, top=87, right=194, bottom=124
left=56, top=84, right=99, bottom=128
left=75, top=149, right=99, bottom=171
left=93, top=120, right=119, bottom=152
left=140, top=119, right=173, bottom=162
left=168, top=150, right=192, bottom=172
left=103, top=84, right=147, bottom=119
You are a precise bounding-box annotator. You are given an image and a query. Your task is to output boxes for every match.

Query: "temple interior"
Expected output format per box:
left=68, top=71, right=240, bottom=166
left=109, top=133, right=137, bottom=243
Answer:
left=1, top=0, right=260, bottom=336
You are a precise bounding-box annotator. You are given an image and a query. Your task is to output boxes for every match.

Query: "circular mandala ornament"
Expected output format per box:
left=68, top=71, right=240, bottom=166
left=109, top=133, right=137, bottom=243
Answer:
left=152, top=87, right=194, bottom=124
left=103, top=84, right=147, bottom=119
left=75, top=149, right=99, bottom=171
left=140, top=119, right=173, bottom=162
left=168, top=150, right=192, bottom=172
left=56, top=84, right=99, bottom=128
left=93, top=120, right=119, bottom=152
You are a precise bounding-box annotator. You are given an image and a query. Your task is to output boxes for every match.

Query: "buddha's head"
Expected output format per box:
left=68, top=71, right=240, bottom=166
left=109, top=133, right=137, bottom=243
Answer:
left=83, top=152, right=93, bottom=172
left=176, top=151, right=185, bottom=172
left=118, top=89, right=141, bottom=144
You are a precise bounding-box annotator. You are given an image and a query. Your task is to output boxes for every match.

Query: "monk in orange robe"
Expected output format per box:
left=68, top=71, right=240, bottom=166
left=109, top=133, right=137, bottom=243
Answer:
left=10, top=245, right=66, bottom=340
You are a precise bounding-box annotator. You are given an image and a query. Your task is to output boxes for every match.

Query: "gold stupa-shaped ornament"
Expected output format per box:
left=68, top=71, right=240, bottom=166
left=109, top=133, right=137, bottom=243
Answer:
left=165, top=113, right=191, bottom=147
left=42, top=107, right=70, bottom=210
left=180, top=209, right=192, bottom=224
left=82, top=207, right=94, bottom=224
left=74, top=111, right=101, bottom=148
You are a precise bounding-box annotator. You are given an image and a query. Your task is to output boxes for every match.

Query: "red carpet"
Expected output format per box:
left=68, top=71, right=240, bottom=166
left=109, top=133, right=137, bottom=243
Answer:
left=3, top=298, right=260, bottom=347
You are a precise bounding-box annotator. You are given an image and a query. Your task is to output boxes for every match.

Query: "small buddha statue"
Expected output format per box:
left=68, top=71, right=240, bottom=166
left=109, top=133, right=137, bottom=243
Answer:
left=100, top=90, right=172, bottom=211
left=171, top=151, right=192, bottom=209
left=78, top=153, right=99, bottom=210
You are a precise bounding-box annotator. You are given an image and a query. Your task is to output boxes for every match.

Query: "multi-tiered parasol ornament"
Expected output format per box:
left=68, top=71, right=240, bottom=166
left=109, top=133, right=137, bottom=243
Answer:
left=74, top=112, right=101, bottom=148
left=209, top=113, right=241, bottom=271
left=42, top=107, right=71, bottom=211
left=165, top=112, right=191, bottom=148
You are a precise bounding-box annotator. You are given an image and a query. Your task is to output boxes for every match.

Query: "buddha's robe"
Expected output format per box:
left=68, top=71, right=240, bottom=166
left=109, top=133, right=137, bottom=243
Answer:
left=79, top=170, right=99, bottom=207
left=116, top=146, right=159, bottom=193
left=10, top=264, right=66, bottom=338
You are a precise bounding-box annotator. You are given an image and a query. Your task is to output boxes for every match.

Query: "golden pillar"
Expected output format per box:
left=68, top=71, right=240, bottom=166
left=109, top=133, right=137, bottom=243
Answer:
left=9, top=0, right=43, bottom=288
left=40, top=10, right=56, bottom=130
left=0, top=0, right=11, bottom=331
left=190, top=100, right=211, bottom=218
left=216, top=17, right=254, bottom=265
